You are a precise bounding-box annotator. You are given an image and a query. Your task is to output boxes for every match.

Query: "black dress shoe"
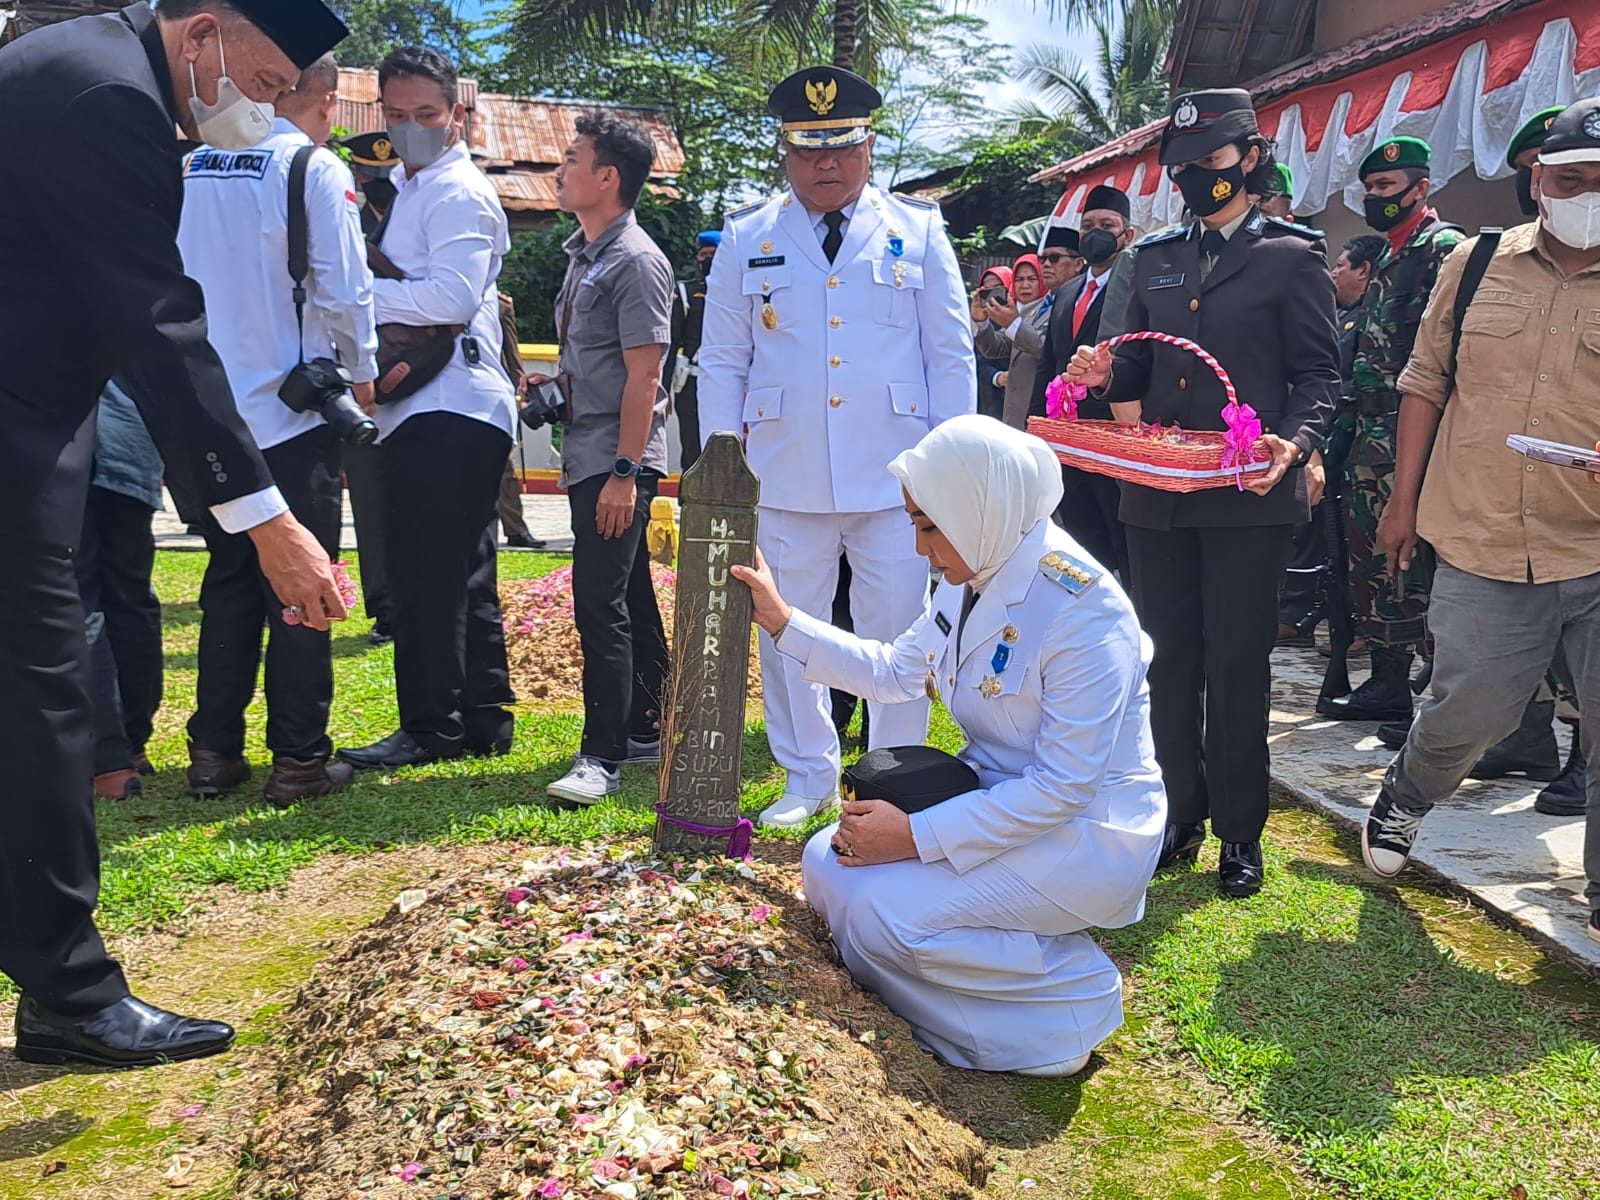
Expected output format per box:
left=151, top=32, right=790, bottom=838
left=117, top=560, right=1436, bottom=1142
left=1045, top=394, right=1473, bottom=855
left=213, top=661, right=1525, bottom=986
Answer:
left=1157, top=820, right=1207, bottom=870
left=368, top=621, right=395, bottom=647
left=505, top=531, right=548, bottom=550
left=337, top=730, right=455, bottom=770
left=14, top=995, right=234, bottom=1068
left=1376, top=719, right=1412, bottom=750
left=1218, top=841, right=1265, bottom=898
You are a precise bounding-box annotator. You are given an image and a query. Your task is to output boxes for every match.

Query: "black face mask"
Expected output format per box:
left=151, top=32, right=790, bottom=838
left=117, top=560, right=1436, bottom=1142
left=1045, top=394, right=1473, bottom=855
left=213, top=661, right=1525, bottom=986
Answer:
left=1173, top=162, right=1247, bottom=219
left=698, top=256, right=715, bottom=278
left=361, top=176, right=397, bottom=214
left=1515, top=166, right=1538, bottom=217
left=1079, top=227, right=1121, bottom=266
left=1363, top=184, right=1420, bottom=232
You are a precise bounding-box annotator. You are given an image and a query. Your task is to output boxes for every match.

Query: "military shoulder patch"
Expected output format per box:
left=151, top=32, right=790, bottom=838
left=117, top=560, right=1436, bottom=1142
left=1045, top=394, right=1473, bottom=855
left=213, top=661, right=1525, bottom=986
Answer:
left=1134, top=226, right=1187, bottom=249
left=1039, top=550, right=1100, bottom=595
left=1264, top=216, right=1325, bottom=241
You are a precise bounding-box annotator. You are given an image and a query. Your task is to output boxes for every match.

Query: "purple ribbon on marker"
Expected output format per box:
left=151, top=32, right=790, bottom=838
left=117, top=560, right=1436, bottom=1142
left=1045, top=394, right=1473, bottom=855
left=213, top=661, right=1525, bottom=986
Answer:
left=654, top=803, right=754, bottom=860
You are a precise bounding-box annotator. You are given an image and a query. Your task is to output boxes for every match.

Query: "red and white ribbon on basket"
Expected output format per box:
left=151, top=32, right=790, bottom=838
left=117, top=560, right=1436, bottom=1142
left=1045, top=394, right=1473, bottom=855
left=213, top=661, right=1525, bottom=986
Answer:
left=1044, top=331, right=1265, bottom=490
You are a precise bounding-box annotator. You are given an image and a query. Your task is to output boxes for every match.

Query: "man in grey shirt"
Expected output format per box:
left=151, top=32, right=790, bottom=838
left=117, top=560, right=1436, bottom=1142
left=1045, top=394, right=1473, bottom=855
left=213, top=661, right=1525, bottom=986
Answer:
left=532, top=113, right=673, bottom=804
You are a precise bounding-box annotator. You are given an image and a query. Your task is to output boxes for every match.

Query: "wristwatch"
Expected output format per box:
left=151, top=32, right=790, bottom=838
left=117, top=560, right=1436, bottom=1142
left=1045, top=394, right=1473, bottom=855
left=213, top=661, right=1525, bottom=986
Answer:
left=614, top=455, right=642, bottom=478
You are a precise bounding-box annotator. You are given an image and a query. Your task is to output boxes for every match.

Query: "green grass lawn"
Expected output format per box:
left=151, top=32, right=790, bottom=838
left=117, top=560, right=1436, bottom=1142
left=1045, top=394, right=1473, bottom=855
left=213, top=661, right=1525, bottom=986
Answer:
left=18, top=550, right=1600, bottom=1199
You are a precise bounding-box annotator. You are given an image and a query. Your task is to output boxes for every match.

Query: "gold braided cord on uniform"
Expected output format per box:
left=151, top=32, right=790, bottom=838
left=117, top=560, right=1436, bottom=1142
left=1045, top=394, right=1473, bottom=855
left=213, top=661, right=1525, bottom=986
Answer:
left=781, top=117, right=874, bottom=130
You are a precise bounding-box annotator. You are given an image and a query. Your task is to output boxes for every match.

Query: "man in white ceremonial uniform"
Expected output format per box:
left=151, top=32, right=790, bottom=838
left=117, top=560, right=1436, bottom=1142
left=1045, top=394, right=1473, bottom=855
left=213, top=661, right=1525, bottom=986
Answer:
left=177, top=52, right=378, bottom=806
left=698, top=66, right=975, bottom=827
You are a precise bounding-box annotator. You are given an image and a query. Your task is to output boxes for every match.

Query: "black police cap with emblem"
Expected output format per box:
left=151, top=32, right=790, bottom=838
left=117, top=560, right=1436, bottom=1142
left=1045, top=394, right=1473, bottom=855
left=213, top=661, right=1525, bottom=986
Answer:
left=225, top=0, right=348, bottom=71
left=1538, top=97, right=1600, bottom=166
left=341, top=131, right=400, bottom=172
left=841, top=746, right=979, bottom=815
left=1159, top=88, right=1260, bottom=167
left=768, top=66, right=883, bottom=150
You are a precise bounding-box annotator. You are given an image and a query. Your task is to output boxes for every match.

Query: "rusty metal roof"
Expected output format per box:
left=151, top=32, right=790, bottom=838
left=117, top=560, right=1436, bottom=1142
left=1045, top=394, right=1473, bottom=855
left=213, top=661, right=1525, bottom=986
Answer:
left=335, top=68, right=684, bottom=212
left=1168, top=0, right=1317, bottom=93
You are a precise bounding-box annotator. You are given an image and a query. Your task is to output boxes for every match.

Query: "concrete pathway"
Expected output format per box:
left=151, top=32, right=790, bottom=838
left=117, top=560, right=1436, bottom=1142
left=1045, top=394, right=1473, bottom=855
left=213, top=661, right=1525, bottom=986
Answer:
left=1269, top=643, right=1598, bottom=973
left=152, top=491, right=578, bottom=553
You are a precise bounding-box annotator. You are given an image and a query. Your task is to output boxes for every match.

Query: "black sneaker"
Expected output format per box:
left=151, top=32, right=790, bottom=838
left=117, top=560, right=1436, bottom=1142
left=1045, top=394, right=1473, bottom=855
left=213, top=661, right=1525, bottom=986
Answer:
left=1588, top=910, right=1600, bottom=946
left=623, top=735, right=661, bottom=765
left=1361, top=789, right=1428, bottom=878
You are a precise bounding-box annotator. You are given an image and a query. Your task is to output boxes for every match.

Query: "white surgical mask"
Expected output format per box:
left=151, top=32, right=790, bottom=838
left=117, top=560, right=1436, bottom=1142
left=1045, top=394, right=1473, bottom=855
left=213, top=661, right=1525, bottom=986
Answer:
left=188, top=36, right=274, bottom=151
left=1541, top=190, right=1600, bottom=251
left=386, top=121, right=453, bottom=170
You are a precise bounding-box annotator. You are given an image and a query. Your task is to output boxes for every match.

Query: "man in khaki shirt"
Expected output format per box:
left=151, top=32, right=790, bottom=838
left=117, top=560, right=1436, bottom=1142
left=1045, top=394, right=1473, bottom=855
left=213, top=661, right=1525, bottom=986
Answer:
left=1361, top=98, right=1600, bottom=947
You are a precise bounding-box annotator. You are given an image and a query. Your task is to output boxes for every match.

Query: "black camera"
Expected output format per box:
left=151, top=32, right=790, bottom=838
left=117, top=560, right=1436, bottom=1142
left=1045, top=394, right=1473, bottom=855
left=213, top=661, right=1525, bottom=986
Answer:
left=518, top=378, right=569, bottom=431
left=279, top=358, right=378, bottom=446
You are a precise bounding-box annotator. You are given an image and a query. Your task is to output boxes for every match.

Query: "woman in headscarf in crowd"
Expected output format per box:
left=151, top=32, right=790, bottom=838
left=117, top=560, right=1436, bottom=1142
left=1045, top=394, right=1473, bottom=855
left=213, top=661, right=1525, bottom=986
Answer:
left=969, top=266, right=1014, bottom=421
left=733, top=416, right=1166, bottom=1078
left=973, top=253, right=1049, bottom=431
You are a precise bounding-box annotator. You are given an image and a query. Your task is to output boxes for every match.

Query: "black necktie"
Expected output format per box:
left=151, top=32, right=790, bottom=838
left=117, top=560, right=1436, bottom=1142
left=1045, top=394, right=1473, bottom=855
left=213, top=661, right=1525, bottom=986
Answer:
left=822, top=210, right=846, bottom=263
left=1201, top=228, right=1226, bottom=262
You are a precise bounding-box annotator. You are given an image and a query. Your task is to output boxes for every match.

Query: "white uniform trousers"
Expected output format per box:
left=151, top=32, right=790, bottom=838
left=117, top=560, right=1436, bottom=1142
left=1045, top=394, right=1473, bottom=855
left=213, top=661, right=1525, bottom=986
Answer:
left=802, top=829, right=1124, bottom=1071
left=757, top=506, right=930, bottom=798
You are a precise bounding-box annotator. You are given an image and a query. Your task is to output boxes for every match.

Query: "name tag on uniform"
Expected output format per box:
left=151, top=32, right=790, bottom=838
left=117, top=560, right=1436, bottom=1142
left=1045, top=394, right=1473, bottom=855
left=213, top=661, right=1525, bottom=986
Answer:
left=186, top=148, right=272, bottom=178
left=934, top=612, right=952, bottom=635
left=748, top=255, right=785, bottom=268
left=1148, top=273, right=1185, bottom=290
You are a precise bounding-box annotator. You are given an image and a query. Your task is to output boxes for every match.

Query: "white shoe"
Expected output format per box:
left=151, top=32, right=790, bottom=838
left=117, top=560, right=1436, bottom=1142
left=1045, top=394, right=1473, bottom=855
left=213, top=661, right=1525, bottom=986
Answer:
left=759, top=788, right=839, bottom=829
left=1016, top=1051, right=1092, bottom=1078
left=547, top=756, right=620, bottom=805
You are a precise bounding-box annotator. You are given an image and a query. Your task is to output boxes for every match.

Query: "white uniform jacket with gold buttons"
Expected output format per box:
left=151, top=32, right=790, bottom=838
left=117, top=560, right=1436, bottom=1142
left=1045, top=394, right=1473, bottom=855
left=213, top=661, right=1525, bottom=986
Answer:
left=697, top=186, right=976, bottom=514
left=777, top=520, right=1166, bottom=928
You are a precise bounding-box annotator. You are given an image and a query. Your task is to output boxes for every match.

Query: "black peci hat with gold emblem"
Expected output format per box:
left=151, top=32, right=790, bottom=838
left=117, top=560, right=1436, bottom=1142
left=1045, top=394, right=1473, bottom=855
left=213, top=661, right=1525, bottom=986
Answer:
left=768, top=66, right=883, bottom=149
left=1159, top=88, right=1260, bottom=167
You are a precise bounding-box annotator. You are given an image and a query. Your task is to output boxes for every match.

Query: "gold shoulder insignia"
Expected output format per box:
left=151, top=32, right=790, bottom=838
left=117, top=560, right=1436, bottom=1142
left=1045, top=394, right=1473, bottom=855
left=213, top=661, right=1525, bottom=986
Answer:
left=1039, top=550, right=1100, bottom=596
left=896, top=194, right=941, bottom=210
left=727, top=196, right=773, bottom=220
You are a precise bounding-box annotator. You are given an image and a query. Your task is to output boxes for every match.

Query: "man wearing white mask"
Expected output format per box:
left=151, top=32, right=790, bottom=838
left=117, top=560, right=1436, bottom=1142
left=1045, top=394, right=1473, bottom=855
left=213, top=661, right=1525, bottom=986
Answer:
left=0, top=0, right=349, bottom=1068
left=177, top=51, right=379, bottom=807
left=1359, top=98, right=1600, bottom=952
left=339, top=46, right=519, bottom=772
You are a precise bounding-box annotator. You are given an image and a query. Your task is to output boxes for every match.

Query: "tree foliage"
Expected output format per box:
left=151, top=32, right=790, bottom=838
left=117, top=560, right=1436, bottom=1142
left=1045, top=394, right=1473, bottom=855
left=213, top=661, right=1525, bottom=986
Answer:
left=328, top=0, right=480, bottom=71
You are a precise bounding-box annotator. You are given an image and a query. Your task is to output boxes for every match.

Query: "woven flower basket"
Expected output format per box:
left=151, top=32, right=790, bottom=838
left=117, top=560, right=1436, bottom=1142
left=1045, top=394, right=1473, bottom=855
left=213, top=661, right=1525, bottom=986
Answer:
left=1026, top=332, right=1272, bottom=494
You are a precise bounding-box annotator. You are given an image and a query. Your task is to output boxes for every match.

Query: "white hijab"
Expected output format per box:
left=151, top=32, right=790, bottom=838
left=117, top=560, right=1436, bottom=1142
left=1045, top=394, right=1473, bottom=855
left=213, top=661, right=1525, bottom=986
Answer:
left=888, top=415, right=1064, bottom=593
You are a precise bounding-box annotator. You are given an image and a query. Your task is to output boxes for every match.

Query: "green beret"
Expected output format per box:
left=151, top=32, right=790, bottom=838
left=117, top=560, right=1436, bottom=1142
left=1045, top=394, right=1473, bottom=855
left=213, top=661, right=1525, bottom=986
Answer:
left=1360, top=136, right=1431, bottom=178
left=1506, top=106, right=1565, bottom=169
left=1270, top=161, right=1294, bottom=196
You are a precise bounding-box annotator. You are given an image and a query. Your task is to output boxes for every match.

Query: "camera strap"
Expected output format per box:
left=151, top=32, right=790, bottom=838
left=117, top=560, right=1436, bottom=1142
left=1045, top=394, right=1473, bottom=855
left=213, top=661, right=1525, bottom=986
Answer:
left=1442, top=227, right=1501, bottom=402
left=286, top=143, right=317, bottom=365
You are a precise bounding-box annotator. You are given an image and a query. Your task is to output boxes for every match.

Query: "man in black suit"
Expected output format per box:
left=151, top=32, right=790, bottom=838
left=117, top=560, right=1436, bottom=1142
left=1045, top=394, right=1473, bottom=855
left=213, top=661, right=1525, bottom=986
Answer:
left=0, top=0, right=348, bottom=1067
left=1029, top=186, right=1139, bottom=578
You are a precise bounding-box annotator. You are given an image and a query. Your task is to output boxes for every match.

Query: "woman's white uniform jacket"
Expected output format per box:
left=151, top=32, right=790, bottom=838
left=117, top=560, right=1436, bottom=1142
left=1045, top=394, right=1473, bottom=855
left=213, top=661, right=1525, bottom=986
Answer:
left=778, top=519, right=1166, bottom=928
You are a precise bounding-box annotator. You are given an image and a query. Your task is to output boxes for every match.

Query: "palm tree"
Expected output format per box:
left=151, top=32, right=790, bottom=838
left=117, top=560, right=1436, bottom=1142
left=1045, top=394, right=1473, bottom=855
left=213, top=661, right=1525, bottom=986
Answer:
left=507, top=0, right=1135, bottom=77
left=1004, top=0, right=1172, bottom=152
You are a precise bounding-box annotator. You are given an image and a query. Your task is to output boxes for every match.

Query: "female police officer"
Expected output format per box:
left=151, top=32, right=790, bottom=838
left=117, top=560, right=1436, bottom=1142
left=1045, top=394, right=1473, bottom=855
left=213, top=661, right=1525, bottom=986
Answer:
left=1066, top=89, right=1339, bottom=899
left=733, top=415, right=1165, bottom=1077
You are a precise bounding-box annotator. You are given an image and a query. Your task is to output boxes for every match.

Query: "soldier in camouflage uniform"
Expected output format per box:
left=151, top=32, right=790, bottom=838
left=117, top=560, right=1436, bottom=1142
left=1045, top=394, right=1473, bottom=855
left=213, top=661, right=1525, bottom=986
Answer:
left=1319, top=137, right=1464, bottom=723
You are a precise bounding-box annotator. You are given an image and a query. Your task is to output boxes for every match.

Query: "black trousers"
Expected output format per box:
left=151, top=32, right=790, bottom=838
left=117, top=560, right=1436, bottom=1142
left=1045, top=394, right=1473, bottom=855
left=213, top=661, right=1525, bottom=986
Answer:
left=1056, top=465, right=1128, bottom=579
left=1278, top=518, right=1324, bottom=632
left=383, top=412, right=515, bottom=755
left=676, top=376, right=702, bottom=473
left=77, top=485, right=163, bottom=768
left=188, top=426, right=343, bottom=760
left=1126, top=523, right=1293, bottom=843
left=568, top=470, right=668, bottom=763
left=342, top=440, right=391, bottom=624
left=0, top=524, right=129, bottom=1013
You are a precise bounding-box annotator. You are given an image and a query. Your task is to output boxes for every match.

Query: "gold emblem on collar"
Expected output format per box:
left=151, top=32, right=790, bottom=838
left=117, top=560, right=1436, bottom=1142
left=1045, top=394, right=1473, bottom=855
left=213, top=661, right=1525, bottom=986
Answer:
left=1003, top=625, right=1019, bottom=644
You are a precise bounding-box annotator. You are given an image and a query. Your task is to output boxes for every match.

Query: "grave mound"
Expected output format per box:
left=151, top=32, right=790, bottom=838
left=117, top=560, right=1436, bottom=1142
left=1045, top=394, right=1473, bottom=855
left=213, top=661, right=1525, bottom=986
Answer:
left=243, top=845, right=990, bottom=1200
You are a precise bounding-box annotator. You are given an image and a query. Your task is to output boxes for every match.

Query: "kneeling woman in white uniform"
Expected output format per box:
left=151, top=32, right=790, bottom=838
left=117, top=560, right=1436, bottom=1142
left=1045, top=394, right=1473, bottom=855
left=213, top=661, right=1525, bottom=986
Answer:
left=733, top=415, right=1166, bottom=1077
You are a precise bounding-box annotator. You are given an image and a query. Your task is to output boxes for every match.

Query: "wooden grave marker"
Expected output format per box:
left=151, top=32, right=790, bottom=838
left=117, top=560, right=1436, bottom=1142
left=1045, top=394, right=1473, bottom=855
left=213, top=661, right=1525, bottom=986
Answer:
left=653, top=432, right=761, bottom=857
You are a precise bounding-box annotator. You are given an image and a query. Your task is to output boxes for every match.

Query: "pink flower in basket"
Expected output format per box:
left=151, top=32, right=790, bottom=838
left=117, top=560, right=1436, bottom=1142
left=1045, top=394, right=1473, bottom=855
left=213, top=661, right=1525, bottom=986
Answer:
left=1221, top=403, right=1265, bottom=472
left=1043, top=375, right=1085, bottom=421
left=282, top=561, right=359, bottom=625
